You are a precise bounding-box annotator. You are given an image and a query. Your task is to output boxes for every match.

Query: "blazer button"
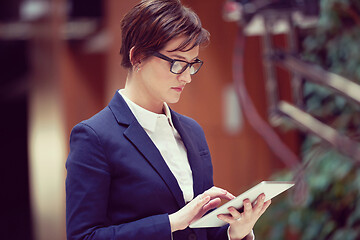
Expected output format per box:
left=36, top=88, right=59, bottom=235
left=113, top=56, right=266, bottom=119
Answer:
left=188, top=233, right=197, bottom=240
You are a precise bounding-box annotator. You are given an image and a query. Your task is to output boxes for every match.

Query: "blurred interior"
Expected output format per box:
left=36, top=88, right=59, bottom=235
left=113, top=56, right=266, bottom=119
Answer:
left=3, top=0, right=359, bottom=239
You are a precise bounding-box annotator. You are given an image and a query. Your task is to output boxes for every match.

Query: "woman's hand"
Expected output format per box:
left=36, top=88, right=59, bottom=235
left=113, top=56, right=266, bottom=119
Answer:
left=217, top=194, right=271, bottom=240
left=169, top=186, right=235, bottom=232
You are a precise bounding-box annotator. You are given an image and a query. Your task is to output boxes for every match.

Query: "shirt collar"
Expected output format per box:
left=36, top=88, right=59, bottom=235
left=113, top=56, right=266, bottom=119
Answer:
left=118, top=89, right=175, bottom=132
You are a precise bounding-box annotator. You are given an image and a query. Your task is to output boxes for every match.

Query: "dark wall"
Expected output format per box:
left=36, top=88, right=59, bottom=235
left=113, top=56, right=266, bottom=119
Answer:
left=0, top=0, right=22, bottom=21
left=0, top=40, right=32, bottom=240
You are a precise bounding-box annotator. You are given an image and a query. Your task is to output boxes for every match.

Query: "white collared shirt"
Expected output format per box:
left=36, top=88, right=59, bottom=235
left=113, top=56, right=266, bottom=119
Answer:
left=119, top=90, right=194, bottom=202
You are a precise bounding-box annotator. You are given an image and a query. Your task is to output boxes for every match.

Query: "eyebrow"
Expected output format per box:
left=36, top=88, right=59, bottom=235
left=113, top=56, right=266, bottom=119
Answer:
left=167, top=53, right=199, bottom=62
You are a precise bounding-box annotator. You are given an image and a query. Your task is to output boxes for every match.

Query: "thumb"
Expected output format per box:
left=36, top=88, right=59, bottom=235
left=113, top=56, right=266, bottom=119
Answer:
left=196, top=195, right=211, bottom=209
left=188, top=194, right=211, bottom=217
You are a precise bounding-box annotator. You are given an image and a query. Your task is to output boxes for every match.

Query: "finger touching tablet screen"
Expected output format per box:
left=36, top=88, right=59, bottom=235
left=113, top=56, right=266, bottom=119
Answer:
left=189, top=181, right=295, bottom=228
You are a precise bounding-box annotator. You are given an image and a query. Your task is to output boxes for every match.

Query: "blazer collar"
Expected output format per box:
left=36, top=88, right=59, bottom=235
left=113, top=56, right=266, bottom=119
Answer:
left=119, top=89, right=176, bottom=133
left=108, top=91, right=136, bottom=125
left=108, top=92, right=186, bottom=207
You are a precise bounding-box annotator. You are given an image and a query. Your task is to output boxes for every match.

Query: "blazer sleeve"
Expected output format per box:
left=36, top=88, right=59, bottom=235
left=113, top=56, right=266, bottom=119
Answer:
left=65, top=123, right=172, bottom=240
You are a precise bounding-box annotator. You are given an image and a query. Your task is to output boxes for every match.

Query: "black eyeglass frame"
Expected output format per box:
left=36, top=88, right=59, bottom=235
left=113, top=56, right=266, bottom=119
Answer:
left=152, top=52, right=204, bottom=75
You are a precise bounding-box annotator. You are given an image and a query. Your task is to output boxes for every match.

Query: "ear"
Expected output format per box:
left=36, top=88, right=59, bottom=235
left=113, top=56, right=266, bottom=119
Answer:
left=129, top=47, right=143, bottom=72
left=129, top=46, right=136, bottom=66
left=129, top=47, right=140, bottom=67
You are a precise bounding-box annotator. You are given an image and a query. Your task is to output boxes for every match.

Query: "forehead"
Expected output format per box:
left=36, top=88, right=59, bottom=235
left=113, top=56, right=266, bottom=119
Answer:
left=163, top=36, right=200, bottom=60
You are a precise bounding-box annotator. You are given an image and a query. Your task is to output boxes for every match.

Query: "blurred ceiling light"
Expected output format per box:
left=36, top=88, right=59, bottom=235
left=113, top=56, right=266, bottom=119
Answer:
left=223, top=84, right=243, bottom=134
left=21, top=0, right=50, bottom=21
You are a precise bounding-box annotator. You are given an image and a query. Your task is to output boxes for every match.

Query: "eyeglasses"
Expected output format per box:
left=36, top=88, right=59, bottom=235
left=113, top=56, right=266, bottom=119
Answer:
left=152, top=52, right=203, bottom=75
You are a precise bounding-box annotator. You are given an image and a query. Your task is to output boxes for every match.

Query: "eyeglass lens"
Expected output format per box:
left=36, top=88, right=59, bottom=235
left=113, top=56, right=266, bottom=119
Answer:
left=171, top=61, right=202, bottom=75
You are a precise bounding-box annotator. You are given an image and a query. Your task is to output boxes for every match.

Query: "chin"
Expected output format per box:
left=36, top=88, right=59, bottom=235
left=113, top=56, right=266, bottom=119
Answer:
left=166, top=96, right=181, bottom=104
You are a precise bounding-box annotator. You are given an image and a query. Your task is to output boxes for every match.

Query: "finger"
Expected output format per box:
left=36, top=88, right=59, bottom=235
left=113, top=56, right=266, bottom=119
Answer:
left=203, top=187, right=235, bottom=201
left=200, top=195, right=211, bottom=204
left=243, top=199, right=253, bottom=218
left=202, top=197, right=222, bottom=212
left=189, top=195, right=211, bottom=219
left=217, top=213, right=237, bottom=223
left=227, top=192, right=236, bottom=200
left=224, top=190, right=236, bottom=199
left=259, top=199, right=271, bottom=215
left=193, top=195, right=211, bottom=210
left=203, top=187, right=227, bottom=197
left=253, top=194, right=265, bottom=214
left=190, top=196, right=216, bottom=223
left=228, top=207, right=241, bottom=220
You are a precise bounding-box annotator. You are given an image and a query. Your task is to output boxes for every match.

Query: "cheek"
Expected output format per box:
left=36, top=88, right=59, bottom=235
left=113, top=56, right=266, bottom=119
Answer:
left=141, top=60, right=175, bottom=87
left=152, top=69, right=174, bottom=86
left=143, top=61, right=165, bottom=78
left=151, top=59, right=174, bottom=79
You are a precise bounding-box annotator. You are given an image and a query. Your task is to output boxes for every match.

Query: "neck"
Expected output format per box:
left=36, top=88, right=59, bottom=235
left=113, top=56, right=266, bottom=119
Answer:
left=123, top=74, right=164, bottom=114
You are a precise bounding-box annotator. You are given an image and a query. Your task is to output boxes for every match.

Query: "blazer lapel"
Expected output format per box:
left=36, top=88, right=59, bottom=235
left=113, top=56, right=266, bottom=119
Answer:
left=170, top=110, right=204, bottom=198
left=108, top=92, right=185, bottom=208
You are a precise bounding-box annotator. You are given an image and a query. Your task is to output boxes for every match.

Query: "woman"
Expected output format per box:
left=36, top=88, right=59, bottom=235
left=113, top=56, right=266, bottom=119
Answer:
left=65, top=0, right=271, bottom=239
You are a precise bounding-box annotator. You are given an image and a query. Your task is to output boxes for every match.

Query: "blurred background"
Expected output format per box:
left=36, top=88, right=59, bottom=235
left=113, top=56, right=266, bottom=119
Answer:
left=1, top=0, right=360, bottom=239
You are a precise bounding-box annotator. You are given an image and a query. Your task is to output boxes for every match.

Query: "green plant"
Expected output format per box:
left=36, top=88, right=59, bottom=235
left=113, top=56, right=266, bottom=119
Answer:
left=254, top=0, right=360, bottom=239
left=255, top=143, right=360, bottom=239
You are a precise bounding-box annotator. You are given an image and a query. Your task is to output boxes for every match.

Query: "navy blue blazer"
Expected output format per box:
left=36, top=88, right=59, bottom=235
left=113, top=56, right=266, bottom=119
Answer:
left=66, top=92, right=229, bottom=240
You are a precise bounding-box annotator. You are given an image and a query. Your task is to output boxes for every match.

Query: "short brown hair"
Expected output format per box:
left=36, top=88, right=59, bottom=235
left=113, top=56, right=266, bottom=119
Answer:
left=120, top=0, right=210, bottom=69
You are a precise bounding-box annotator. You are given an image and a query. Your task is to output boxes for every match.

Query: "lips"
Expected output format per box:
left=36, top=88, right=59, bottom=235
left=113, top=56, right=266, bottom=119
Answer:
left=172, top=86, right=185, bottom=92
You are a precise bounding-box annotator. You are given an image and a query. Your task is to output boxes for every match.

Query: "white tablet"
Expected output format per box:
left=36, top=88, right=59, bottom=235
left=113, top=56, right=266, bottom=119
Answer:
left=189, top=181, right=295, bottom=228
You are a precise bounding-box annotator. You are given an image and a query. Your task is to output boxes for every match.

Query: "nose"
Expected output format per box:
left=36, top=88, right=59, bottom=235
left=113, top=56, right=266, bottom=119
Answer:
left=178, top=68, right=192, bottom=84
